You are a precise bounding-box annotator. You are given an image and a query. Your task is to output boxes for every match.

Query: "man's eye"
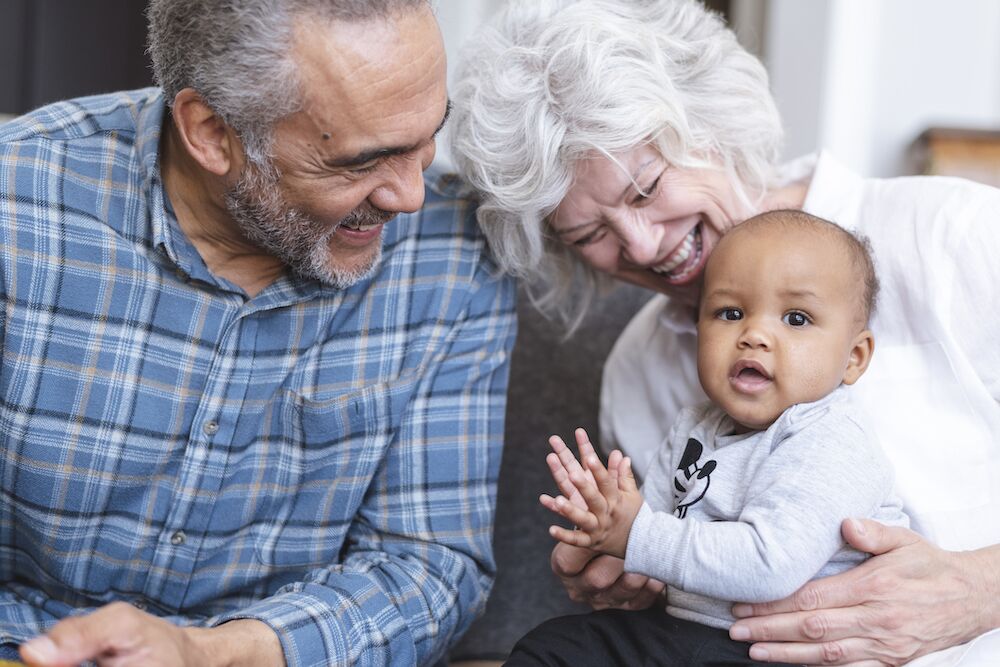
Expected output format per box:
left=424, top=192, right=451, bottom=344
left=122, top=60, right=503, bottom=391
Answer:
left=349, top=163, right=379, bottom=175
left=715, top=308, right=742, bottom=321
left=783, top=311, right=810, bottom=326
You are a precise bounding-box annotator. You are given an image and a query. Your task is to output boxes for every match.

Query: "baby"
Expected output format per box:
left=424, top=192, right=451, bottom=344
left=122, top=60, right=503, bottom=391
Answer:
left=538, top=209, right=909, bottom=657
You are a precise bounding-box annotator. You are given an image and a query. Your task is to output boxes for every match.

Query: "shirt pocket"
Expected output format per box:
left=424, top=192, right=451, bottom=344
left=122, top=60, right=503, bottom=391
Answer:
left=253, top=375, right=418, bottom=570
left=850, top=341, right=990, bottom=546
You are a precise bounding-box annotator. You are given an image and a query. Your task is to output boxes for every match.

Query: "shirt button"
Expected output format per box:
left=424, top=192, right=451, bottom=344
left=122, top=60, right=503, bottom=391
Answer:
left=170, top=530, right=186, bottom=546
left=132, top=598, right=148, bottom=611
left=202, top=420, right=219, bottom=436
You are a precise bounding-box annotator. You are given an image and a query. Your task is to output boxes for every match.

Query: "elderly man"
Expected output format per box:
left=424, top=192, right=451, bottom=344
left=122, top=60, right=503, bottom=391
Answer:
left=0, top=1, right=515, bottom=665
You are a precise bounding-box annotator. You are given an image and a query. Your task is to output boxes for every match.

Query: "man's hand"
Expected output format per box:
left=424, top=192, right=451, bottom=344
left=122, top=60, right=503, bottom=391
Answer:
left=19, top=602, right=284, bottom=667
left=728, top=518, right=1000, bottom=666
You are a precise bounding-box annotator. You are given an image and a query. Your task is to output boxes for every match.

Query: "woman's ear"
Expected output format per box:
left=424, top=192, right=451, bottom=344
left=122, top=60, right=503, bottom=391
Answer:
left=842, top=329, right=875, bottom=385
left=169, top=88, right=241, bottom=177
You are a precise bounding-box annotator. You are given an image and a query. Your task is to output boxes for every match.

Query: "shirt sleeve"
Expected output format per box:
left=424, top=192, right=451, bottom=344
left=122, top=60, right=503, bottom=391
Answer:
left=213, top=260, right=517, bottom=666
left=939, top=182, right=1000, bottom=401
left=625, top=412, right=896, bottom=603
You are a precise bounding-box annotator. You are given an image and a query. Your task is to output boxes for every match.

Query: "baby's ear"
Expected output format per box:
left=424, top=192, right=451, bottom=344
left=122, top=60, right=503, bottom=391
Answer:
left=842, top=329, right=874, bottom=385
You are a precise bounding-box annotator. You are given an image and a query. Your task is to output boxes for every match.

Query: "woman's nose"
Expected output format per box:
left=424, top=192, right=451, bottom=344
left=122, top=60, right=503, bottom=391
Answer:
left=617, top=219, right=662, bottom=266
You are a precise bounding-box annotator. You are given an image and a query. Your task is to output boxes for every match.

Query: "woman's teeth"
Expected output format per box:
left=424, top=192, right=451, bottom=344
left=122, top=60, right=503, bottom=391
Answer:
left=651, top=223, right=702, bottom=279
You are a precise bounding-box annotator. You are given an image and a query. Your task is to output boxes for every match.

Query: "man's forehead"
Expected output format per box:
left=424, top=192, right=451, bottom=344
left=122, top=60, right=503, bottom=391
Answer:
left=291, top=6, right=443, bottom=90
left=294, top=11, right=446, bottom=116
left=290, top=6, right=446, bottom=143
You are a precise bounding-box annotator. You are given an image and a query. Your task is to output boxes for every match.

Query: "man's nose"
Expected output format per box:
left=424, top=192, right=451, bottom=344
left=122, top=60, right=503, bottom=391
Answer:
left=369, top=150, right=431, bottom=214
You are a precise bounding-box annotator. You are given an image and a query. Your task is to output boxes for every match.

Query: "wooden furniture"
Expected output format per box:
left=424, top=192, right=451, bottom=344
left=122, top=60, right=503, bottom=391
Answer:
left=908, top=127, right=1000, bottom=187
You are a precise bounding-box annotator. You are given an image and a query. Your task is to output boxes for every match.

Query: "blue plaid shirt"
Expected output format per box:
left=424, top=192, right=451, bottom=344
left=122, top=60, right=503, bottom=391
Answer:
left=0, top=89, right=516, bottom=666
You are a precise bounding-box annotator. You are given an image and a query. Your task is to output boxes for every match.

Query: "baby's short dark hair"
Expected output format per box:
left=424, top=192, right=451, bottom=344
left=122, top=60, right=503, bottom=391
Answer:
left=726, top=209, right=879, bottom=325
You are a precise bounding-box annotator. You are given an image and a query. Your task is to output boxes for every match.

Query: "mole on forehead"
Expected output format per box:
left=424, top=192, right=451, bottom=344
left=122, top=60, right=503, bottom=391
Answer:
left=321, top=132, right=331, bottom=140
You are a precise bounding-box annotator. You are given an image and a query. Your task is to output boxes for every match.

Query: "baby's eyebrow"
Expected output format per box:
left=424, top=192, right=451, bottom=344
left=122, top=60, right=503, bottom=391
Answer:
left=702, top=287, right=740, bottom=300
left=776, top=288, right=821, bottom=300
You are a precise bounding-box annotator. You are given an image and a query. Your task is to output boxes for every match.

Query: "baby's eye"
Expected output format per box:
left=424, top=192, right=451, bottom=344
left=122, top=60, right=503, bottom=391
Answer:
left=715, top=307, right=743, bottom=321
left=783, top=311, right=811, bottom=327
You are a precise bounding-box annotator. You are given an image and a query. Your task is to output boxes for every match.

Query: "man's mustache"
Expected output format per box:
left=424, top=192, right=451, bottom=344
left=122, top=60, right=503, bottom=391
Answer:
left=339, top=206, right=396, bottom=228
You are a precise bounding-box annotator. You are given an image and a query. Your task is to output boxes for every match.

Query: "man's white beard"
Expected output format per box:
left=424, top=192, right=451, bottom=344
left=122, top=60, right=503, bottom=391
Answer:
left=225, top=159, right=389, bottom=288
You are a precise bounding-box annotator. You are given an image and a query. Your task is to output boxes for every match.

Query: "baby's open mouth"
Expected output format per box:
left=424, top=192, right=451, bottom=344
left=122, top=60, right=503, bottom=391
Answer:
left=729, top=360, right=773, bottom=393
left=737, top=367, right=767, bottom=380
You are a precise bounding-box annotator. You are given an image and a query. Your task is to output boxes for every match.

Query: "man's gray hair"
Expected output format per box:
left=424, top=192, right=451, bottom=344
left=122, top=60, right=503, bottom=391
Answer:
left=147, top=0, right=429, bottom=164
left=449, top=0, right=784, bottom=329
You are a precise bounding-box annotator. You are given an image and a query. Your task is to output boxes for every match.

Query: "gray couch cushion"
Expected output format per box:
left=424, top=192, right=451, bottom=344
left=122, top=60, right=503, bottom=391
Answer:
left=450, top=284, right=652, bottom=662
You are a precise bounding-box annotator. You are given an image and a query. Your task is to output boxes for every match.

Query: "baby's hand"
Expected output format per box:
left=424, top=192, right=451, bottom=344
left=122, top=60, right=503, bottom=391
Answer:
left=542, top=429, right=597, bottom=511
left=540, top=428, right=644, bottom=559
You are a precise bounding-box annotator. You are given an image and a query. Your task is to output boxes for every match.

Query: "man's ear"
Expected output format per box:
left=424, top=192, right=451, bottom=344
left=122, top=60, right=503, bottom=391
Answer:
left=842, top=329, right=874, bottom=385
left=170, top=88, right=241, bottom=177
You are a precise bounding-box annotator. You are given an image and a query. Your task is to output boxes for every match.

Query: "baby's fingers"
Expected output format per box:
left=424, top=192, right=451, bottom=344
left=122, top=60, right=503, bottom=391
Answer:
left=575, top=428, right=599, bottom=464
left=618, top=456, right=638, bottom=493
left=570, top=466, right=611, bottom=516
left=539, top=493, right=563, bottom=515
left=548, top=524, right=593, bottom=548
left=607, top=449, right=623, bottom=475
left=546, top=453, right=589, bottom=510
left=582, top=452, right=618, bottom=500
left=549, top=435, right=589, bottom=478
left=540, top=493, right=594, bottom=529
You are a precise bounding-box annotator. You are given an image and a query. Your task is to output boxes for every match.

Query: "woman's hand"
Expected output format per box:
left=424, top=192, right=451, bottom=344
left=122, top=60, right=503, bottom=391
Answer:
left=550, top=541, right=665, bottom=611
left=728, top=518, right=1000, bottom=665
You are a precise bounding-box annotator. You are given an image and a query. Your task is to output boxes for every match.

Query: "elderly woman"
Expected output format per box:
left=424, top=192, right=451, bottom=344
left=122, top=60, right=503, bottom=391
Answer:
left=449, top=0, right=1000, bottom=665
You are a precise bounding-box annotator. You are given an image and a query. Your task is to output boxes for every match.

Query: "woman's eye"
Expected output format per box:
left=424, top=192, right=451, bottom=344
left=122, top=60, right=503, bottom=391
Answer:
left=783, top=311, right=810, bottom=326
left=716, top=308, right=743, bottom=321
left=572, top=228, right=608, bottom=247
left=633, top=176, right=662, bottom=204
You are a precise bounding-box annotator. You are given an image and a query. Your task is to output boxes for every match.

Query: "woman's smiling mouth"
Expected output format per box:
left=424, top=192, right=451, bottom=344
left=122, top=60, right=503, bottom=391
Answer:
left=650, top=221, right=705, bottom=285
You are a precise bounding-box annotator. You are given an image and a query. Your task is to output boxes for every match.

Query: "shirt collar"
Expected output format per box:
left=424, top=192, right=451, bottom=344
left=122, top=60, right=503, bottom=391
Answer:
left=135, top=89, right=335, bottom=304
left=133, top=89, right=197, bottom=275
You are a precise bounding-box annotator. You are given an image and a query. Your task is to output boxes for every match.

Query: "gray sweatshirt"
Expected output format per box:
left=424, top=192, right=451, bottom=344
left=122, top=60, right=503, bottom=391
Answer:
left=623, top=386, right=910, bottom=629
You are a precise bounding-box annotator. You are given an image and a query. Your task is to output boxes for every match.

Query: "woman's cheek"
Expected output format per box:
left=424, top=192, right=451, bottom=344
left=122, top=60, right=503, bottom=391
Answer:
left=574, top=246, right=613, bottom=273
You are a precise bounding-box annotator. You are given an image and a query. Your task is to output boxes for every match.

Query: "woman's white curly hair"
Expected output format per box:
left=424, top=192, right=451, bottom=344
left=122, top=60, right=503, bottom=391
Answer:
left=449, top=0, right=783, bottom=328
